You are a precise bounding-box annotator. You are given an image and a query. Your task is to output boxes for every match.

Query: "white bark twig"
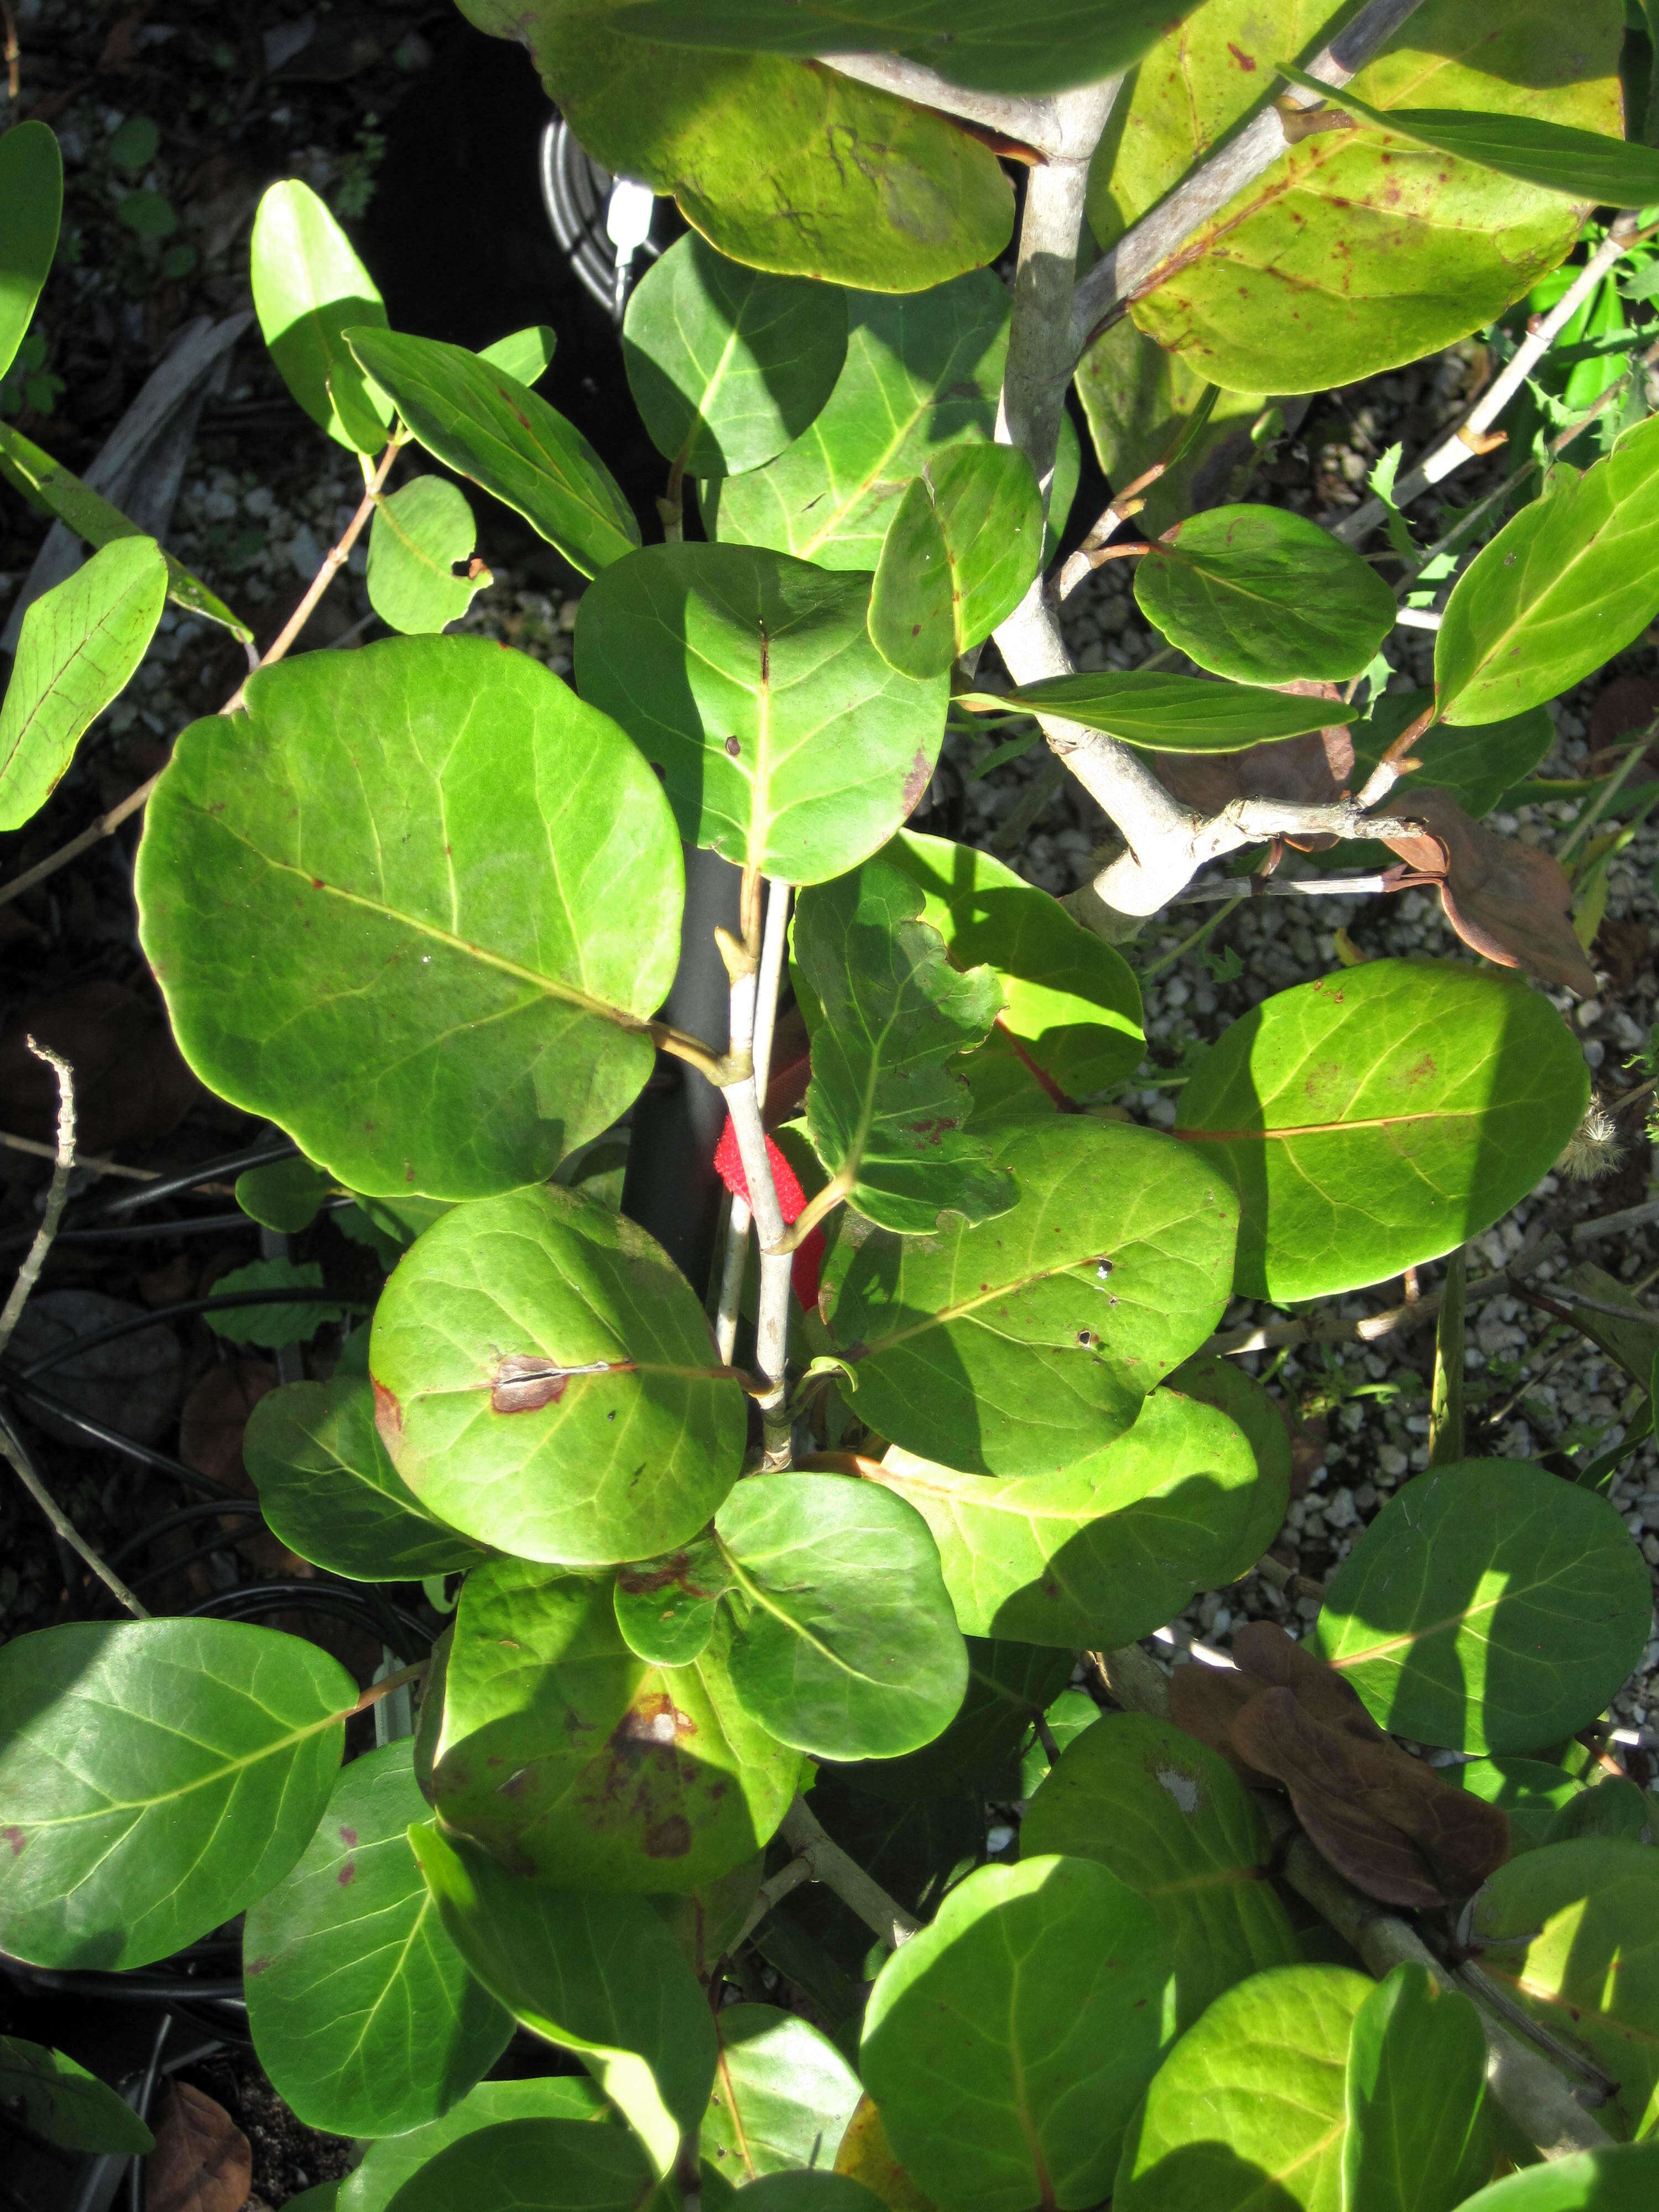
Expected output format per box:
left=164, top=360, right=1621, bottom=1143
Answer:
left=1068, top=0, right=1431, bottom=358
left=1172, top=871, right=1395, bottom=903
left=1335, top=217, right=1647, bottom=545
left=817, top=49, right=1068, bottom=156
left=714, top=879, right=791, bottom=1366
left=0, top=1041, right=76, bottom=1361
left=780, top=1796, right=920, bottom=1948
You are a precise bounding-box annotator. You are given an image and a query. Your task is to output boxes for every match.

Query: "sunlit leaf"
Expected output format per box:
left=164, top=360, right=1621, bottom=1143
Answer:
left=340, top=2079, right=608, bottom=2212
left=250, top=180, right=393, bottom=453
left=367, top=477, right=490, bottom=635
left=0, top=122, right=62, bottom=383
left=1453, top=2146, right=1659, bottom=2212
left=868, top=444, right=1042, bottom=679
left=967, top=669, right=1360, bottom=753
left=1343, top=1962, right=1492, bottom=2212
left=703, top=2005, right=863, bottom=2182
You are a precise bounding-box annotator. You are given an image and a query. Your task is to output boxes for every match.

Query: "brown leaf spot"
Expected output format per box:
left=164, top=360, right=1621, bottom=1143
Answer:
left=338, top=1825, right=358, bottom=1846
left=490, top=1358, right=569, bottom=1414
left=645, top=1814, right=693, bottom=1858
left=1227, top=41, right=1258, bottom=69
left=337, top=1860, right=357, bottom=1886
left=372, top=1377, right=403, bottom=1442
left=724, top=734, right=742, bottom=757
left=900, top=749, right=932, bottom=818
left=3, top=1826, right=24, bottom=1856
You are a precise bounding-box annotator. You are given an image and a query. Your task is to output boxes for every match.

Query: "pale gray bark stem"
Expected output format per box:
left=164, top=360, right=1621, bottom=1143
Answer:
left=714, top=882, right=791, bottom=1370
left=0, top=1041, right=76, bottom=1360
left=780, top=1796, right=920, bottom=1948
left=817, top=50, right=1067, bottom=155
left=1067, top=0, right=1431, bottom=359
left=1095, top=1642, right=1615, bottom=2161
left=718, top=914, right=793, bottom=1467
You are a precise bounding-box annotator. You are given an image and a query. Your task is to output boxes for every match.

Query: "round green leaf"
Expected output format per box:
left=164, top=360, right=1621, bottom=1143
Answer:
left=426, top=1561, right=801, bottom=1892
left=868, top=443, right=1042, bottom=678
left=862, top=1855, right=1174, bottom=2212
left=1115, top=0, right=1618, bottom=395
left=370, top=1185, right=744, bottom=1567
left=1437, top=415, right=1659, bottom=726
left=1343, top=1962, right=1492, bottom=2212
left=0, top=2036, right=154, bottom=2156
left=794, top=859, right=1014, bottom=1233
left=1162, top=1352, right=1292, bottom=1567
left=974, top=669, right=1362, bottom=754
left=135, top=634, right=682, bottom=1201
left=1133, top=505, right=1396, bottom=684
left=1472, top=1841, right=1659, bottom=2140
left=881, top=831, right=1143, bottom=1102
left=243, top=1743, right=510, bottom=2137
left=367, top=477, right=489, bottom=635
left=484, top=4, right=1011, bottom=290
left=235, top=1156, right=334, bottom=1233
left=703, top=2004, right=863, bottom=2182
left=869, top=1385, right=1262, bottom=1649
left=821, top=1117, right=1238, bottom=1477
left=347, top=327, right=640, bottom=578
left=614, top=1537, right=732, bottom=1667
left=341, top=2079, right=608, bottom=2212
left=1114, top=1963, right=1373, bottom=2212
left=409, top=1822, right=717, bottom=2174
left=0, top=121, right=61, bottom=383
left=615, top=0, right=1203, bottom=95
left=1021, top=1711, right=1301, bottom=2031
left=250, top=179, right=392, bottom=454
left=1456, top=2145, right=1659, bottom=2212
left=1313, top=1460, right=1652, bottom=1753
left=383, top=2116, right=658, bottom=2212
left=575, top=543, right=947, bottom=885
left=0, top=534, right=168, bottom=831
left=244, top=1377, right=488, bottom=1582
left=711, top=272, right=1009, bottom=568
left=713, top=1473, right=968, bottom=1761
left=0, top=1619, right=353, bottom=1969
left=1175, top=959, right=1590, bottom=1303
left=623, top=233, right=848, bottom=478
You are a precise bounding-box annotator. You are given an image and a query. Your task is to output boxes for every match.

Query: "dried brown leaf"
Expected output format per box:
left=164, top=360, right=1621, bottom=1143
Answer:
left=1154, top=685, right=1354, bottom=850
left=145, top=2083, right=251, bottom=2212
left=1380, top=787, right=1595, bottom=995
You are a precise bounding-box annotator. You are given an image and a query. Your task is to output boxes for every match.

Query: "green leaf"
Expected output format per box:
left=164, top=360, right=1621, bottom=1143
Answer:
left=0, top=1619, right=353, bottom=1969
left=868, top=444, right=1042, bottom=679
left=623, top=233, right=848, bottom=478
left=574, top=544, right=947, bottom=885
left=1280, top=60, right=1659, bottom=208
left=116, top=189, right=175, bottom=239
left=409, top=1819, right=718, bottom=2172
left=244, top=1377, right=489, bottom=1582
left=794, top=860, right=1013, bottom=1233
left=880, top=831, right=1143, bottom=1103
left=713, top=1472, right=967, bottom=1760
left=467, top=2, right=1010, bottom=290
left=968, top=670, right=1361, bottom=754
left=1437, top=415, right=1659, bottom=725
left=250, top=181, right=393, bottom=453
left=0, top=122, right=61, bottom=383
left=1020, top=1712, right=1301, bottom=2031
left=368, top=478, right=490, bottom=635
left=135, top=634, right=682, bottom=1200
left=0, top=534, right=166, bottom=831
left=614, top=1536, right=733, bottom=1667
left=1113, top=0, right=1620, bottom=395
left=1472, top=1841, right=1659, bottom=2140
left=1074, top=317, right=1269, bottom=541
left=426, top=1560, right=801, bottom=1892
left=1133, top=505, right=1396, bottom=684
left=0, top=2036, right=154, bottom=2155
left=0, top=420, right=251, bottom=641
left=709, top=271, right=1008, bottom=568
left=742, top=2181, right=881, bottom=2212
left=107, top=116, right=160, bottom=171
left=1016, top=1686, right=1101, bottom=1797
left=615, top=0, right=1202, bottom=95
left=1162, top=1352, right=1292, bottom=1567
left=202, top=1258, right=345, bottom=1347
left=340, top=2079, right=608, bottom=2212
left=1343, top=1961, right=1491, bottom=2212
left=243, top=1743, right=510, bottom=2137
left=370, top=1184, right=744, bottom=1566
left=1174, top=959, right=1590, bottom=1303
left=1313, top=1460, right=1652, bottom=1753
left=862, top=1855, right=1173, bottom=2212
left=821, top=1118, right=1238, bottom=1476
left=1445, top=1756, right=1584, bottom=1852
left=382, top=2116, right=660, bottom=2212
left=1114, top=1963, right=1373, bottom=2212
left=869, top=1386, right=1264, bottom=1650
left=1546, top=1775, right=1655, bottom=1846
left=478, top=325, right=556, bottom=386
left=347, top=327, right=640, bottom=577
left=235, top=1155, right=335, bottom=1233
left=1350, top=689, right=1554, bottom=822
left=840, top=1639, right=1072, bottom=1803
left=703, top=2004, right=863, bottom=2182
left=1455, top=2148, right=1659, bottom=2212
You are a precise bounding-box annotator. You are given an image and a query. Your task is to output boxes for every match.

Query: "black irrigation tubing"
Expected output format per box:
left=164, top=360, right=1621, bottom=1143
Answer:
left=13, top=1287, right=373, bottom=1380
left=0, top=1373, right=241, bottom=1497
left=97, top=1139, right=299, bottom=1217
left=126, top=1531, right=280, bottom=1593
left=105, top=1499, right=266, bottom=1570
left=45, top=1213, right=260, bottom=1245
left=0, top=1964, right=247, bottom=2002
left=184, top=1580, right=432, bottom=1658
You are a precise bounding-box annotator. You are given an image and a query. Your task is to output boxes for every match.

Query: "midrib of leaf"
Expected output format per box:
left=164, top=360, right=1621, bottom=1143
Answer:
left=372, top=494, right=453, bottom=582
left=1177, top=1107, right=1474, bottom=1144
left=680, top=314, right=746, bottom=474
left=715, top=1532, right=891, bottom=1688
left=0, top=566, right=156, bottom=780
left=214, top=833, right=649, bottom=1033
left=1326, top=1552, right=1582, bottom=1672
left=22, top=1700, right=348, bottom=1829
left=714, top=2041, right=758, bottom=2180
left=796, top=331, right=988, bottom=561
